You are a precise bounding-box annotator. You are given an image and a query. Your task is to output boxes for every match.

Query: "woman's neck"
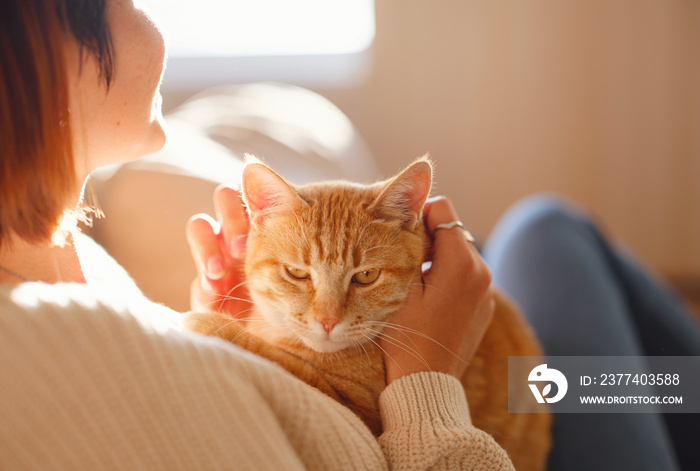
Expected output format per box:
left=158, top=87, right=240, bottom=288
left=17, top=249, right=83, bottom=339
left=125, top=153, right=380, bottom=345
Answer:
left=0, top=232, right=86, bottom=284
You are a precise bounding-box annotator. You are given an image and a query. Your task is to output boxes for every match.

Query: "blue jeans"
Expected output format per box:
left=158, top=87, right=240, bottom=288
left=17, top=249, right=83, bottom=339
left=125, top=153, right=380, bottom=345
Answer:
left=482, top=195, right=700, bottom=471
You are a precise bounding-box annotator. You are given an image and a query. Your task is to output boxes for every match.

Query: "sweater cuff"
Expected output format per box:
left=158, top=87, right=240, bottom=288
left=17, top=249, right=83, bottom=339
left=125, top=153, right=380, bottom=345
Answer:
left=379, top=372, right=472, bottom=431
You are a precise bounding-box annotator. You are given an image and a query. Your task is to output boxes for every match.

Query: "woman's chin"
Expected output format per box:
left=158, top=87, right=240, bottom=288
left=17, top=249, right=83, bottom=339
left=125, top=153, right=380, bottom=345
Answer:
left=128, top=120, right=168, bottom=164
left=150, top=119, right=168, bottom=154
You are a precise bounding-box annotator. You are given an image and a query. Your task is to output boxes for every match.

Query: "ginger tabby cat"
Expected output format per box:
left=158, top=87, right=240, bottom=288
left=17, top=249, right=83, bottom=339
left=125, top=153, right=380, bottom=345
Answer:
left=183, top=156, right=551, bottom=471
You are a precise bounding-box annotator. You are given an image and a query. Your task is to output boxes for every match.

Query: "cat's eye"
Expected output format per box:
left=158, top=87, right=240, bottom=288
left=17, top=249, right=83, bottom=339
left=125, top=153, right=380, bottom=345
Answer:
left=352, top=269, right=381, bottom=285
left=286, top=267, right=310, bottom=280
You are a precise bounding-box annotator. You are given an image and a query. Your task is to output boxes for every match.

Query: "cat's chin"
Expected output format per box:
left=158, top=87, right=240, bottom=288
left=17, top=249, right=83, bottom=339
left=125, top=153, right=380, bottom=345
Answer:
left=300, top=336, right=354, bottom=354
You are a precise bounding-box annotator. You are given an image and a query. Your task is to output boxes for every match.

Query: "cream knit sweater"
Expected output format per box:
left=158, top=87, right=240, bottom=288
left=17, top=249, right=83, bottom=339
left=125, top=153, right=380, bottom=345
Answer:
left=0, top=236, right=514, bottom=470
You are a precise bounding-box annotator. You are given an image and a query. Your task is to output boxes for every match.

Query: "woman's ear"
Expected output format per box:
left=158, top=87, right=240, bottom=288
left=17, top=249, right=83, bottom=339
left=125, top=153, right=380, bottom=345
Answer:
left=240, top=155, right=304, bottom=225
left=369, top=155, right=433, bottom=230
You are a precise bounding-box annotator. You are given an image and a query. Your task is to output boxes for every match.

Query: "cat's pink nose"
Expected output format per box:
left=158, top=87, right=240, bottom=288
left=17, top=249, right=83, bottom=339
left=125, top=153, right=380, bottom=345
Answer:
left=318, top=318, right=338, bottom=333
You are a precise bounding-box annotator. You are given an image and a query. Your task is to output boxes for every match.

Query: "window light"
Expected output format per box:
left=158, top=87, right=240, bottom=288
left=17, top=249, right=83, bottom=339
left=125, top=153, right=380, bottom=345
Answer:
left=138, top=0, right=375, bottom=89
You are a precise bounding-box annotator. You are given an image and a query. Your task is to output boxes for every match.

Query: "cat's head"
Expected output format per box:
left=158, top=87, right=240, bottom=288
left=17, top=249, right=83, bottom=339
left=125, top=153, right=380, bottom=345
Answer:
left=241, top=155, right=432, bottom=353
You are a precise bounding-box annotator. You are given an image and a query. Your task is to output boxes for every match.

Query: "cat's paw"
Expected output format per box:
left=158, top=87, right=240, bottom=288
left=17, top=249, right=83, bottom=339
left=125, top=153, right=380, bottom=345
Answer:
left=181, top=311, right=244, bottom=341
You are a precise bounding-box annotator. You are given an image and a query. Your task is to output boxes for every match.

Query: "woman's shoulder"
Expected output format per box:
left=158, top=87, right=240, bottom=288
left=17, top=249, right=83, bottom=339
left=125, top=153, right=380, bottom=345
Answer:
left=0, top=279, right=318, bottom=394
left=0, top=279, right=176, bottom=333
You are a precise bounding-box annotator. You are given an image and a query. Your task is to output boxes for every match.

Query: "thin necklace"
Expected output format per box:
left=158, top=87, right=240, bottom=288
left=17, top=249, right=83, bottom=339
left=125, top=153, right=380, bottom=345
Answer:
left=0, top=264, right=31, bottom=282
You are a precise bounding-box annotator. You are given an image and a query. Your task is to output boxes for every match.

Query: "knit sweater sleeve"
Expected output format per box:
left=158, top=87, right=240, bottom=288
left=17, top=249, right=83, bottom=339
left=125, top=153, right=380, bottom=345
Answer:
left=378, top=372, right=515, bottom=470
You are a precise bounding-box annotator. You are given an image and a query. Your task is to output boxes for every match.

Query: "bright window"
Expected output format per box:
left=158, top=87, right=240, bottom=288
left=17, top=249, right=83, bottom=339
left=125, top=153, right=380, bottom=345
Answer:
left=138, top=0, right=375, bottom=89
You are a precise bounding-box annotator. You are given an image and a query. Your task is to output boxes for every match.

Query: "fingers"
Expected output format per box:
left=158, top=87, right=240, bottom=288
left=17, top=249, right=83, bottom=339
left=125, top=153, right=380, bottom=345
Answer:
left=186, top=213, right=224, bottom=285
left=213, top=184, right=249, bottom=259
left=188, top=186, right=248, bottom=283
left=187, top=187, right=253, bottom=317
left=422, top=196, right=490, bottom=290
left=423, top=196, right=470, bottom=248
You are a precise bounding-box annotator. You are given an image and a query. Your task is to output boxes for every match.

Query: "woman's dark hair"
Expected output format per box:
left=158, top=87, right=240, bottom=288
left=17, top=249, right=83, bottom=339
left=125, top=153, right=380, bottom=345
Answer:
left=0, top=0, right=114, bottom=246
left=61, top=0, right=115, bottom=87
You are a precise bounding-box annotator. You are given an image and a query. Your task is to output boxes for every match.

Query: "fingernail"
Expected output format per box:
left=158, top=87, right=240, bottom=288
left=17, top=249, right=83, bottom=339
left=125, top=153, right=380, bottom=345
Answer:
left=206, top=257, right=225, bottom=279
left=230, top=235, right=247, bottom=259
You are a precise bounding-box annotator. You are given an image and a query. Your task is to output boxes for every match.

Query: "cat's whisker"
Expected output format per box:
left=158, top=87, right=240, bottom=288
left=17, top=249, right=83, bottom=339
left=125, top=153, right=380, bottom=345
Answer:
left=205, top=280, right=251, bottom=299
left=230, top=318, right=283, bottom=344
left=352, top=338, right=374, bottom=368
left=276, top=333, right=307, bottom=351
left=361, top=334, right=405, bottom=377
left=417, top=283, right=448, bottom=297
left=364, top=323, right=422, bottom=356
left=369, top=321, right=467, bottom=365
left=229, top=326, right=254, bottom=344
left=206, top=309, right=265, bottom=336
left=233, top=308, right=258, bottom=319
left=361, top=326, right=433, bottom=372
left=209, top=295, right=255, bottom=305
left=208, top=284, right=254, bottom=305
left=374, top=333, right=432, bottom=371
left=207, top=316, right=246, bottom=338
left=217, top=294, right=255, bottom=304
left=204, top=296, right=244, bottom=310
left=360, top=325, right=386, bottom=337
left=219, top=279, right=251, bottom=294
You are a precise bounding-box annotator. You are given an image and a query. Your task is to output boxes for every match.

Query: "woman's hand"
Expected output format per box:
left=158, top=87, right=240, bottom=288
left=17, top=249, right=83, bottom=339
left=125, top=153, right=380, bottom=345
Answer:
left=186, top=184, right=252, bottom=318
left=380, top=196, right=495, bottom=384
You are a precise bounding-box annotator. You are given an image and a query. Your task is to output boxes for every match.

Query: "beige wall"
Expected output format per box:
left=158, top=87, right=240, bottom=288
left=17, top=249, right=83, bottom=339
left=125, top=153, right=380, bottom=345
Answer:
left=316, top=0, right=700, bottom=281
left=163, top=1, right=700, bottom=282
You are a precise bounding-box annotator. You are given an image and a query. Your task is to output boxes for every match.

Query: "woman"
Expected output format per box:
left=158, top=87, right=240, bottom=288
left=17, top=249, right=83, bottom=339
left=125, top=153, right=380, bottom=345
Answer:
left=0, top=1, right=510, bottom=470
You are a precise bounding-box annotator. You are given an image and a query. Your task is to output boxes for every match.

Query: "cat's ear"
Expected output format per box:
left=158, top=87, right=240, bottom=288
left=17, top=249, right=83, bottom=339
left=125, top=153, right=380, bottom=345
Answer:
left=241, top=155, right=304, bottom=225
left=370, top=156, right=433, bottom=230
